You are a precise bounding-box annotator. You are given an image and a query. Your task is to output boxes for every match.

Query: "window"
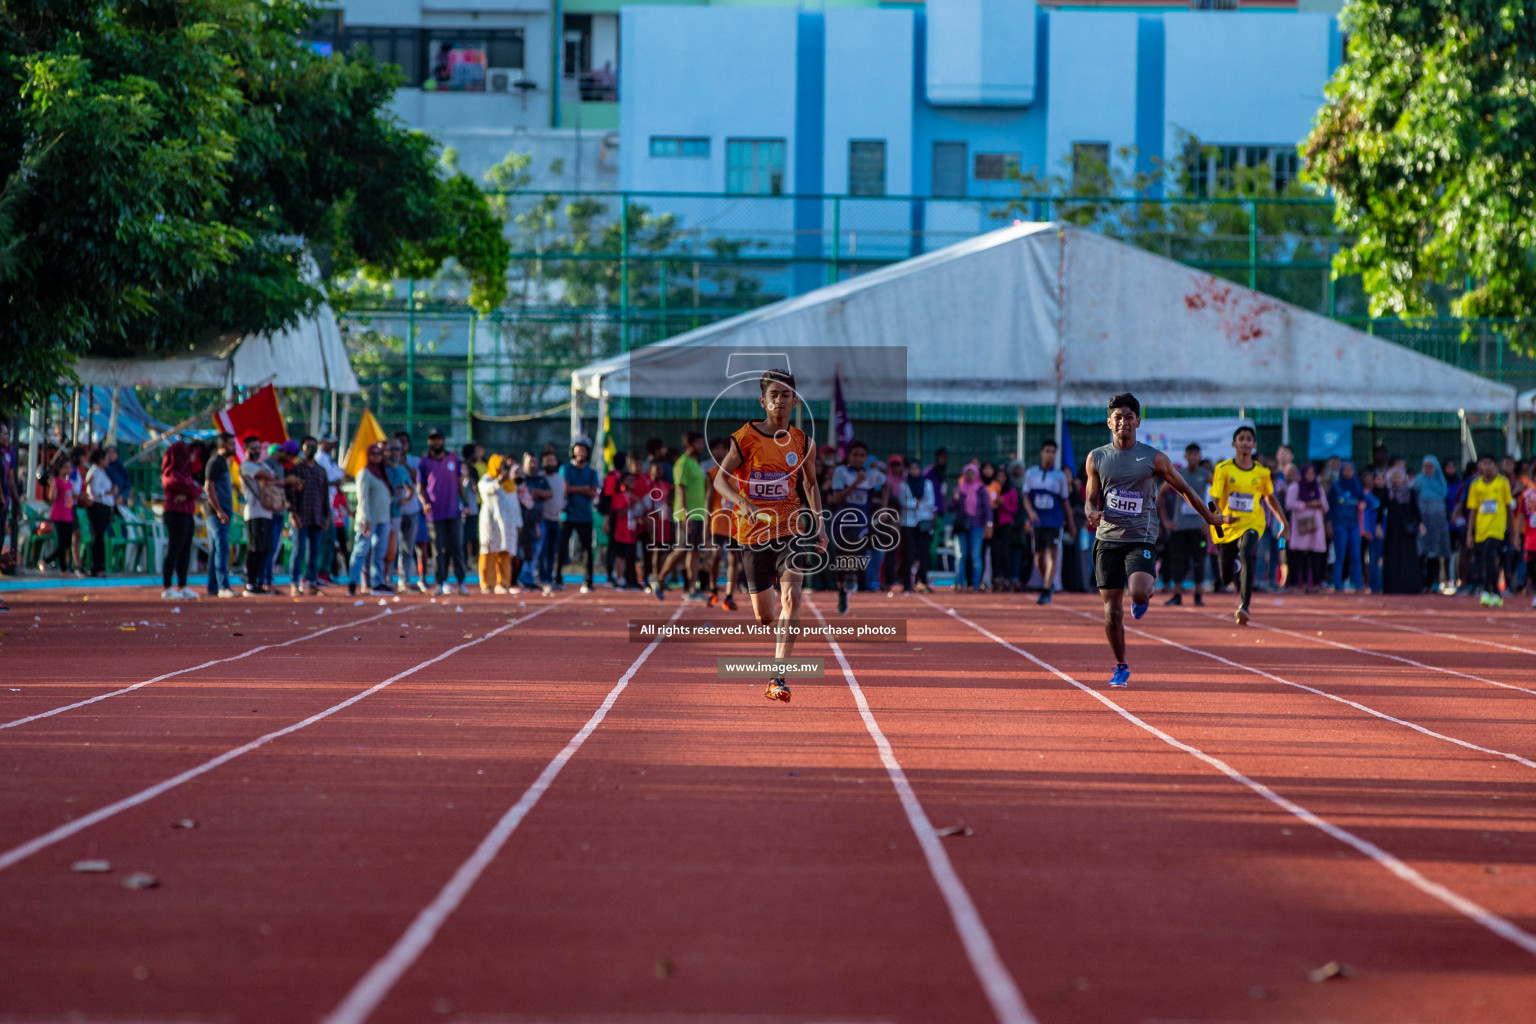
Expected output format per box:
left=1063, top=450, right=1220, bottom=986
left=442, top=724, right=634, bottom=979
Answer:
left=848, top=140, right=887, bottom=197
left=726, top=139, right=786, bottom=195
left=1071, top=142, right=1111, bottom=193
left=1182, top=141, right=1301, bottom=195
left=973, top=152, right=1020, bottom=181
left=932, top=142, right=968, bottom=198
left=346, top=27, right=423, bottom=85
left=487, top=32, right=524, bottom=70
left=651, top=137, right=710, bottom=159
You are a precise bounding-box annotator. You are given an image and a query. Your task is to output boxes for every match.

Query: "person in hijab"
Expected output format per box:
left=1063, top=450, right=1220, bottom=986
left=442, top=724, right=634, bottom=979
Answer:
left=1326, top=460, right=1365, bottom=592
left=1412, top=454, right=1452, bottom=593
left=893, top=457, right=936, bottom=594
left=951, top=463, right=992, bottom=592
left=160, top=441, right=203, bottom=599
left=1284, top=462, right=1329, bottom=592
left=478, top=454, right=522, bottom=594
left=348, top=442, right=394, bottom=596
left=1382, top=463, right=1423, bottom=594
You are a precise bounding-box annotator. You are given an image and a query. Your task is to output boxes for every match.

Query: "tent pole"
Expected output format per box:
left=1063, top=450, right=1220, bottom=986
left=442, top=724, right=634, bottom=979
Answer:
left=309, top=388, right=323, bottom=439
left=570, top=372, right=583, bottom=446
left=339, top=397, right=352, bottom=458
left=1506, top=399, right=1520, bottom=459
left=595, top=384, right=609, bottom=476
left=1053, top=403, right=1063, bottom=449
left=105, top=389, right=121, bottom=447
left=27, top=405, right=41, bottom=503
left=330, top=390, right=339, bottom=438
left=1280, top=407, right=1290, bottom=448
left=1015, top=406, right=1025, bottom=462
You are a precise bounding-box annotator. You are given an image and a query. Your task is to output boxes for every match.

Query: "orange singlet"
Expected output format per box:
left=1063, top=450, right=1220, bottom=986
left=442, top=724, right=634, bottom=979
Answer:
left=729, top=423, right=812, bottom=546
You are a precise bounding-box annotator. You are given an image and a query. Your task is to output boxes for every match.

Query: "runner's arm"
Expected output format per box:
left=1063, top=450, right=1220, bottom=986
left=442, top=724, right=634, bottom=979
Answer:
left=1083, top=454, right=1103, bottom=529
left=712, top=440, right=759, bottom=519
left=1261, top=491, right=1288, bottom=535
left=1153, top=451, right=1223, bottom=527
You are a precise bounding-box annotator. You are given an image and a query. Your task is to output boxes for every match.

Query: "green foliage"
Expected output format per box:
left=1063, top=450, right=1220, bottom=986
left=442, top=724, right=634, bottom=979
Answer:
left=1304, top=0, right=1536, bottom=348
left=0, top=0, right=508, bottom=414
left=1000, top=139, right=1343, bottom=314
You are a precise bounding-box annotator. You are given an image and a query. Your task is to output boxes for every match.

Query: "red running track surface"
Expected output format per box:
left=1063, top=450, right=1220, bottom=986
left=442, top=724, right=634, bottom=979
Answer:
left=0, top=584, right=1533, bottom=1024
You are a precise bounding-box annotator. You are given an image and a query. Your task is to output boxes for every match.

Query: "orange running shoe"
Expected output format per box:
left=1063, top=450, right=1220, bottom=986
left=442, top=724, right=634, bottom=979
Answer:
left=722, top=595, right=738, bottom=611
left=764, top=678, right=791, bottom=702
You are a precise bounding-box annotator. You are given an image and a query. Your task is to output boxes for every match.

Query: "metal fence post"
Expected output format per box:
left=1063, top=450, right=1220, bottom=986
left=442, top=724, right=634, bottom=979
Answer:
left=406, top=279, right=416, bottom=437
left=1247, top=199, right=1258, bottom=291
left=466, top=310, right=477, bottom=439
left=620, top=193, right=630, bottom=352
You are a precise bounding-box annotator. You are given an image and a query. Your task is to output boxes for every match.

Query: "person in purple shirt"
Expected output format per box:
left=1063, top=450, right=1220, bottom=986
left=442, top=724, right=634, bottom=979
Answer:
left=417, top=428, right=469, bottom=595
left=922, top=447, right=949, bottom=516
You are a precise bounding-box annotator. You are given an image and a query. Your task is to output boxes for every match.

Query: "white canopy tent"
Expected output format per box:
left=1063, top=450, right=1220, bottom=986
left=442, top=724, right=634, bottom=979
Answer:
left=572, top=221, right=1519, bottom=459
left=72, top=304, right=359, bottom=395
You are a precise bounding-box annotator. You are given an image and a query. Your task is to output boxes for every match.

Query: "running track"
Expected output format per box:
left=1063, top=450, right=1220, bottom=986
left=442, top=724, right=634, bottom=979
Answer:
left=0, top=585, right=1533, bottom=1023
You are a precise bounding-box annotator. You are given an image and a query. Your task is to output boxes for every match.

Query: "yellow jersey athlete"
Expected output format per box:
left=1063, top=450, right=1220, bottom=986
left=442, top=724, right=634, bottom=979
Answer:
left=712, top=369, right=828, bottom=702
left=1209, top=424, right=1287, bottom=625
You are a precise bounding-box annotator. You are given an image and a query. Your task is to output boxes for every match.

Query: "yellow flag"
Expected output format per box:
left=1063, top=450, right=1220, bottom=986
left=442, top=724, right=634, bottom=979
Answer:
left=343, top=409, right=386, bottom=478
left=602, top=406, right=616, bottom=473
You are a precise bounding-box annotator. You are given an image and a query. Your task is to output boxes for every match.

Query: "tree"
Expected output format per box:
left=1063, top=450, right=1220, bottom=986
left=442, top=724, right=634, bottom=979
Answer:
left=1304, top=1, right=1536, bottom=346
left=0, top=0, right=507, bottom=414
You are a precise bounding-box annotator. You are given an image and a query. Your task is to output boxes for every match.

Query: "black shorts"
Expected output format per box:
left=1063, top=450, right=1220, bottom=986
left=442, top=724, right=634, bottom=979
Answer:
left=1033, top=526, right=1061, bottom=549
left=742, top=534, right=818, bottom=594
left=680, top=519, right=706, bottom=550
left=1091, top=539, right=1158, bottom=591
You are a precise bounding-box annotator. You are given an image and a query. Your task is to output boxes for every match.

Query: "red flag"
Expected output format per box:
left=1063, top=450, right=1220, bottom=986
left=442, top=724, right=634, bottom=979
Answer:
left=215, top=384, right=287, bottom=461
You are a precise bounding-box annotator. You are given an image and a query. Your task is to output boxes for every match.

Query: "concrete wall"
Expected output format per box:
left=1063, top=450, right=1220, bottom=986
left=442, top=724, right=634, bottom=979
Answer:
left=823, top=8, right=913, bottom=196
left=1163, top=12, right=1333, bottom=155
left=1045, top=12, right=1139, bottom=185
left=620, top=6, right=801, bottom=193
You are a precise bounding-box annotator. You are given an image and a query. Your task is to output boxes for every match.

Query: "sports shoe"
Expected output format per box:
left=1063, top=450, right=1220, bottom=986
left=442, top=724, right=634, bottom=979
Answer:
left=177, top=587, right=198, bottom=599
left=161, top=588, right=179, bottom=600
left=457, top=584, right=470, bottom=596
left=217, top=588, right=235, bottom=599
left=650, top=577, right=664, bottom=600
left=438, top=584, right=452, bottom=596
left=1490, top=593, right=1505, bottom=608
left=837, top=589, right=849, bottom=615
left=580, top=584, right=592, bottom=594
left=347, top=582, right=358, bottom=597
left=707, top=592, right=720, bottom=607
left=765, top=678, right=792, bottom=702
left=1131, top=601, right=1148, bottom=620
left=1193, top=592, right=1204, bottom=607
left=1108, top=664, right=1131, bottom=688
left=1164, top=592, right=1183, bottom=606
left=415, top=580, right=430, bottom=594
left=722, top=595, right=738, bottom=611
left=1235, top=605, right=1251, bottom=626
left=685, top=589, right=708, bottom=603
left=1036, top=590, right=1052, bottom=605
left=1479, top=591, right=1495, bottom=607
left=493, top=585, right=508, bottom=595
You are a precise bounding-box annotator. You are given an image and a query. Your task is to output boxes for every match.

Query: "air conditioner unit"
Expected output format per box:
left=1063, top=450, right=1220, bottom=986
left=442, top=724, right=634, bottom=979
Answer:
left=488, top=68, right=519, bottom=93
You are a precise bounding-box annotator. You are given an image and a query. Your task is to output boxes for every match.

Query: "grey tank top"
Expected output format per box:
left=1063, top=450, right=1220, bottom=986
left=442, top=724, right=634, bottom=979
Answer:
left=1092, top=441, right=1161, bottom=544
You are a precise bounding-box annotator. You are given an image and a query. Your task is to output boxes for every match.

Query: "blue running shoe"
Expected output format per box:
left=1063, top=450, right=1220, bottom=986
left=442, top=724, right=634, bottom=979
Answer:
left=1109, top=663, right=1130, bottom=688
left=1131, top=601, right=1149, bottom=620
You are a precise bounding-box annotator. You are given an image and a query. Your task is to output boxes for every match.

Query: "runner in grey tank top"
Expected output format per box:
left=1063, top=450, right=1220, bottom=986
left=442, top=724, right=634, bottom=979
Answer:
left=1085, top=394, right=1223, bottom=690
left=1090, top=441, right=1161, bottom=545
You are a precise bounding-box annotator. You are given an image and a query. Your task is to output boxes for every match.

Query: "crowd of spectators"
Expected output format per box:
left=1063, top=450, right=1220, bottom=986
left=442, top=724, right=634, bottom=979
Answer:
left=1, top=411, right=1531, bottom=610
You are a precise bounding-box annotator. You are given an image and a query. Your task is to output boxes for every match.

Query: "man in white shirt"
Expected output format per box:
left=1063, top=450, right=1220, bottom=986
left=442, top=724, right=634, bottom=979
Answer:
left=239, top=435, right=275, bottom=594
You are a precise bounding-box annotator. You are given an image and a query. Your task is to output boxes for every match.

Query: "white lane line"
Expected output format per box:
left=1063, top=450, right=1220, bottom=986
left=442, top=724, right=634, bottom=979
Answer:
left=1348, top=615, right=1536, bottom=657
left=1050, top=606, right=1536, bottom=771
left=810, top=600, right=1036, bottom=1024
left=0, top=600, right=572, bottom=874
left=1193, top=611, right=1536, bottom=698
left=919, top=596, right=1536, bottom=959
left=320, top=602, right=687, bottom=1024
left=1, top=609, right=398, bottom=731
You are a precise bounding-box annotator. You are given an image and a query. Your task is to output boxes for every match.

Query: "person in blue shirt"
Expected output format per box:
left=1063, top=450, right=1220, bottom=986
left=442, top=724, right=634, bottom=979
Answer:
left=560, top=440, right=601, bottom=592
left=1022, top=438, right=1074, bottom=605
left=1326, top=460, right=1365, bottom=592
left=1361, top=467, right=1385, bottom=592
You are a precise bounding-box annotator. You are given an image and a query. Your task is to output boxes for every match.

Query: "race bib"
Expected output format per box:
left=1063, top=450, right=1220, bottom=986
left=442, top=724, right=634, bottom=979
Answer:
left=1480, top=499, right=1500, bottom=516
left=747, top=471, right=790, bottom=503
left=1032, top=493, right=1055, bottom=510
left=1227, top=493, right=1255, bottom=513
left=846, top=487, right=869, bottom=507
left=1105, top=489, right=1143, bottom=516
